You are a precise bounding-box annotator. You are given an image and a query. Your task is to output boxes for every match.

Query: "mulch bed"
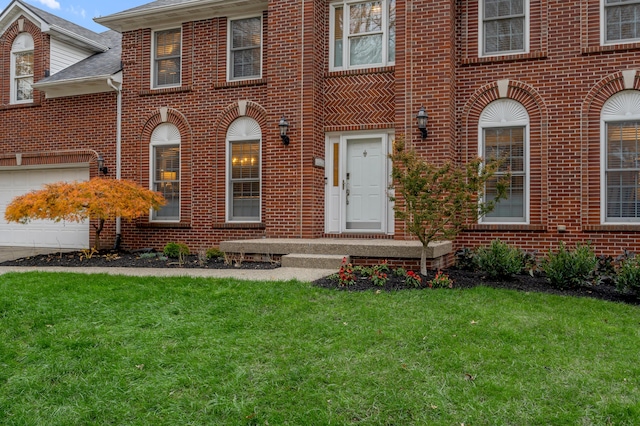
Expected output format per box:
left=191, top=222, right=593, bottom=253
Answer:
left=2, top=250, right=638, bottom=305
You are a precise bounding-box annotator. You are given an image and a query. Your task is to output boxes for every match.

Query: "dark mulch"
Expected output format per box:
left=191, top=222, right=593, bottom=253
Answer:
left=0, top=250, right=279, bottom=270
left=313, top=268, right=640, bottom=306
left=2, top=251, right=638, bottom=305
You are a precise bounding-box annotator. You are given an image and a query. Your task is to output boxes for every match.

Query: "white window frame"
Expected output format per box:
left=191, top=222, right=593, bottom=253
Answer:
left=11, top=33, right=34, bottom=104
left=150, top=123, right=181, bottom=222
left=478, top=99, right=530, bottom=224
left=226, top=117, right=262, bottom=223
left=151, top=27, right=182, bottom=89
left=478, top=0, right=530, bottom=57
left=329, top=0, right=396, bottom=71
left=227, top=15, right=263, bottom=82
left=600, top=90, right=640, bottom=223
left=601, top=0, right=640, bottom=45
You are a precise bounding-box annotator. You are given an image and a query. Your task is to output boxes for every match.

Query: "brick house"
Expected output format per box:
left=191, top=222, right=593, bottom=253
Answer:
left=2, top=0, right=640, bottom=258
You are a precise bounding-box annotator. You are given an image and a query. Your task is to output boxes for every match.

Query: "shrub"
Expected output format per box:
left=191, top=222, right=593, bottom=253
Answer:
left=616, top=255, right=640, bottom=296
left=474, top=239, right=524, bottom=279
left=454, top=247, right=476, bottom=271
left=163, top=242, right=190, bottom=259
left=543, top=242, right=598, bottom=289
left=206, top=247, right=224, bottom=259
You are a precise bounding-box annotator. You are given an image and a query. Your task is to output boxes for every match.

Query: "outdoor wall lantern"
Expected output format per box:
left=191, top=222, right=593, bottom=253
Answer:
left=279, top=115, right=290, bottom=146
left=416, top=106, right=428, bottom=139
left=97, top=155, right=108, bottom=175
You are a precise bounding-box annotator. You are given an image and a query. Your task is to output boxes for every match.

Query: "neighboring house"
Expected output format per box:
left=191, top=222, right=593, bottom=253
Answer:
left=2, top=0, right=640, bottom=256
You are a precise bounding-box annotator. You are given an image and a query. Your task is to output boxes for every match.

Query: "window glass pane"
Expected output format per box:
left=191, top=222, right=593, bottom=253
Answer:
left=484, top=17, right=524, bottom=53
left=606, top=3, right=640, bottom=42
left=334, top=6, right=344, bottom=67
left=153, top=145, right=180, bottom=220
left=349, top=1, right=382, bottom=34
left=232, top=48, right=261, bottom=79
left=230, top=141, right=260, bottom=220
left=231, top=18, right=261, bottom=79
left=15, top=52, right=33, bottom=77
left=156, top=30, right=181, bottom=58
left=483, top=126, right=526, bottom=221
left=350, top=34, right=383, bottom=65
left=155, top=29, right=181, bottom=86
left=606, top=121, right=640, bottom=220
left=155, top=58, right=181, bottom=86
left=16, top=77, right=33, bottom=101
left=232, top=17, right=261, bottom=49
left=484, top=0, right=524, bottom=19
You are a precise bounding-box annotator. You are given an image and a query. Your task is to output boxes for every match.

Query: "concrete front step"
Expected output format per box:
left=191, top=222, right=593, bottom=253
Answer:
left=281, top=254, right=348, bottom=269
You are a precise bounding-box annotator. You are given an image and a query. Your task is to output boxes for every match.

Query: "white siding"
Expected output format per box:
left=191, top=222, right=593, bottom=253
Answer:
left=50, top=39, right=93, bottom=75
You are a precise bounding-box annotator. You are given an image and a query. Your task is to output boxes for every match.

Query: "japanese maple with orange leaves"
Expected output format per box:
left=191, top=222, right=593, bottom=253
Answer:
left=4, top=178, right=166, bottom=249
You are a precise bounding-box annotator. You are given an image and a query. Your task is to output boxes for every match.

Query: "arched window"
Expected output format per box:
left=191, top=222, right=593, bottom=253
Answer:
left=150, top=123, right=181, bottom=221
left=11, top=33, right=34, bottom=104
left=226, top=117, right=261, bottom=222
left=601, top=90, right=640, bottom=223
left=479, top=99, right=529, bottom=223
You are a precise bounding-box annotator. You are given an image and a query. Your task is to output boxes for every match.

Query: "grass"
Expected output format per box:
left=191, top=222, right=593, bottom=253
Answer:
left=0, top=272, right=639, bottom=425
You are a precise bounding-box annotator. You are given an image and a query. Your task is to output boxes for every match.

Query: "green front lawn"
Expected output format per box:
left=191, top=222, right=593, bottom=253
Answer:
left=0, top=272, right=639, bottom=425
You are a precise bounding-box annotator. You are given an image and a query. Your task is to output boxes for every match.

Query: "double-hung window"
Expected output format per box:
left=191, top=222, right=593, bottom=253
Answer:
left=603, top=0, right=640, bottom=44
left=480, top=0, right=528, bottom=56
left=153, top=28, right=181, bottom=88
left=602, top=91, right=640, bottom=223
left=227, top=117, right=261, bottom=222
left=150, top=124, right=181, bottom=221
left=330, top=0, right=396, bottom=70
left=11, top=33, right=34, bottom=104
left=229, top=16, right=262, bottom=80
left=479, top=99, right=529, bottom=223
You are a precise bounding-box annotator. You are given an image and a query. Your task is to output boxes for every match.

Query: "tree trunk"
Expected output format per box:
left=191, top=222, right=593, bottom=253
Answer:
left=94, top=218, right=105, bottom=250
left=421, top=245, right=428, bottom=276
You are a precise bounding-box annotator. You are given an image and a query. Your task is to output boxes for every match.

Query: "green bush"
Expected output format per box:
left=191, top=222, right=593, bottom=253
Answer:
left=474, top=239, right=524, bottom=279
left=616, top=255, right=640, bottom=296
left=454, top=247, right=476, bottom=271
left=543, top=242, right=597, bottom=289
left=163, top=242, right=190, bottom=259
left=206, top=247, right=224, bottom=259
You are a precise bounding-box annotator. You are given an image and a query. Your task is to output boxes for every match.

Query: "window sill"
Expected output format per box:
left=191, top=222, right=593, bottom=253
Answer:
left=582, top=42, right=640, bottom=55
left=214, top=78, right=267, bottom=90
left=213, top=222, right=265, bottom=229
left=0, top=101, right=41, bottom=110
left=584, top=224, right=640, bottom=232
left=136, top=221, right=191, bottom=229
left=139, top=85, right=192, bottom=96
left=464, top=224, right=546, bottom=232
left=325, top=66, right=395, bottom=78
left=461, top=51, right=547, bottom=66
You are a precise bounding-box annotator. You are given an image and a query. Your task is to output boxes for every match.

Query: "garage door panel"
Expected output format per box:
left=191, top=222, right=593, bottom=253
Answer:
left=0, top=168, right=90, bottom=249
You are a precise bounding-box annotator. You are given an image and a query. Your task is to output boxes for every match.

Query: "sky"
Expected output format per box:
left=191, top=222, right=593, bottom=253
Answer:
left=9, top=0, right=151, bottom=33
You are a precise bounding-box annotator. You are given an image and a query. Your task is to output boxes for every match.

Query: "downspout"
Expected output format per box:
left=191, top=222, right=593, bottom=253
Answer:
left=299, top=0, right=305, bottom=237
left=107, top=75, right=123, bottom=250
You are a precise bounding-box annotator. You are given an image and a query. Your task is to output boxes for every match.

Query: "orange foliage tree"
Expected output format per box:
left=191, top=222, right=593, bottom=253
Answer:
left=4, top=178, right=166, bottom=249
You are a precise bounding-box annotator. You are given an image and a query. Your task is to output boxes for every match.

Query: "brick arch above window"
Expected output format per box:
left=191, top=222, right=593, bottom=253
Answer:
left=461, top=79, right=548, bottom=230
left=216, top=100, right=268, bottom=138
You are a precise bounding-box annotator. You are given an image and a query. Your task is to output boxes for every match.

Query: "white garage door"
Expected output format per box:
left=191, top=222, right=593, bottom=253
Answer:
left=0, top=167, right=90, bottom=248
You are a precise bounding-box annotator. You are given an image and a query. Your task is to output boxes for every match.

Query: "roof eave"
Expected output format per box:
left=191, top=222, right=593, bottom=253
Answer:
left=95, top=0, right=267, bottom=32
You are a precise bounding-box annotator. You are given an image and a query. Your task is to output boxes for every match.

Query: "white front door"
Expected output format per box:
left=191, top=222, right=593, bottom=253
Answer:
left=325, top=133, right=393, bottom=234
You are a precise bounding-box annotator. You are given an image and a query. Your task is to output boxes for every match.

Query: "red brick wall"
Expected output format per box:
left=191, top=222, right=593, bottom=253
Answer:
left=0, top=16, right=118, bottom=249
left=454, top=0, right=640, bottom=256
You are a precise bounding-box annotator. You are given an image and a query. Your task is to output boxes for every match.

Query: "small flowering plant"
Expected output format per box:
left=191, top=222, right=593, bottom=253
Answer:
left=429, top=270, right=454, bottom=289
left=405, top=270, right=422, bottom=287
left=338, top=257, right=356, bottom=287
left=370, top=270, right=389, bottom=286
